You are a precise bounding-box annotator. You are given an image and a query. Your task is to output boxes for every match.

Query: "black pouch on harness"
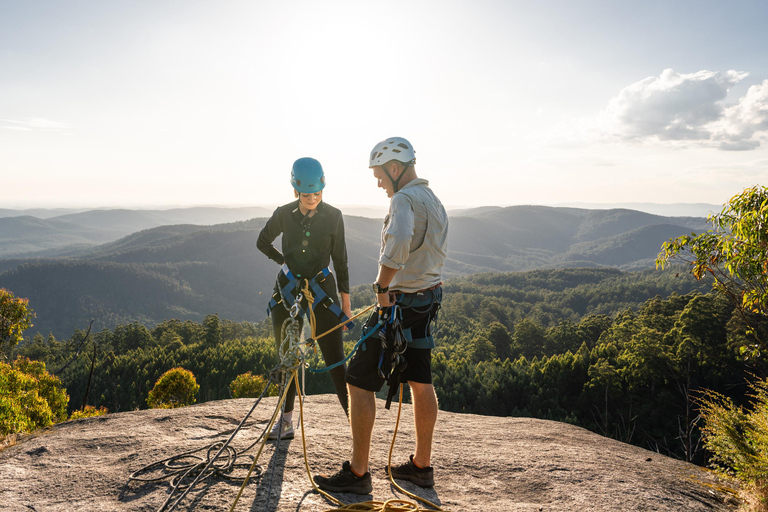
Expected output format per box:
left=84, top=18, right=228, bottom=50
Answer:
left=377, top=305, right=408, bottom=410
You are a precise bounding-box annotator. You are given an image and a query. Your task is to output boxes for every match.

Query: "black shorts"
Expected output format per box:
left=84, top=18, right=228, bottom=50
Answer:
left=346, top=288, right=440, bottom=392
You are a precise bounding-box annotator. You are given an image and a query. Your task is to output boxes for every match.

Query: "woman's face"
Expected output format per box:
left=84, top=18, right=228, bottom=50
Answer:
left=297, top=190, right=323, bottom=210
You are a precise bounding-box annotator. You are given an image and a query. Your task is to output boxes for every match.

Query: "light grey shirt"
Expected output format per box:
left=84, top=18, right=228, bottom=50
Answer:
left=379, top=178, right=448, bottom=293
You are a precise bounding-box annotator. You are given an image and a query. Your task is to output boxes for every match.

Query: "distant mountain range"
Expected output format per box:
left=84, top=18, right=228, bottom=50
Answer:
left=0, top=202, right=718, bottom=258
left=0, top=207, right=274, bottom=258
left=0, top=205, right=710, bottom=337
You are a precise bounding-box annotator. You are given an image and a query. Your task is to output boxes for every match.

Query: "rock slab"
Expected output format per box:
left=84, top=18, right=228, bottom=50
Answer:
left=0, top=394, right=738, bottom=511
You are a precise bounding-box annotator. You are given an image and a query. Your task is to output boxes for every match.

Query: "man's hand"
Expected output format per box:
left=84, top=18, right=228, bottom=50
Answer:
left=375, top=265, right=399, bottom=308
left=377, top=291, right=394, bottom=307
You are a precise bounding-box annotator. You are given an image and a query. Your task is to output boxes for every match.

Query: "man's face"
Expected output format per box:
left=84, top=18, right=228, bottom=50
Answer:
left=371, top=165, right=395, bottom=198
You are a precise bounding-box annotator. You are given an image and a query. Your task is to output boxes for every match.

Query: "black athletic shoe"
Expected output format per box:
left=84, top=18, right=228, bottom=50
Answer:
left=314, top=461, right=372, bottom=494
left=386, top=454, right=434, bottom=487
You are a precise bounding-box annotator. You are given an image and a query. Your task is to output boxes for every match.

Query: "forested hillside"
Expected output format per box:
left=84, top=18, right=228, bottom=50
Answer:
left=12, top=267, right=766, bottom=466
left=0, top=206, right=710, bottom=338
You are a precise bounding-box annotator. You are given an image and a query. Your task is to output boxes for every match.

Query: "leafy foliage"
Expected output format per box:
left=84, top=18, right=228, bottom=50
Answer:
left=659, top=186, right=768, bottom=508
left=0, top=356, right=68, bottom=435
left=658, top=185, right=768, bottom=354
left=69, top=405, right=108, bottom=420
left=699, top=381, right=768, bottom=507
left=230, top=372, right=278, bottom=398
left=147, top=367, right=200, bottom=409
left=0, top=288, right=34, bottom=352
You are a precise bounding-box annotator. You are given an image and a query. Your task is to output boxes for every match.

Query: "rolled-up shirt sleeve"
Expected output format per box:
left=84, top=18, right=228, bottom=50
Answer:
left=379, top=194, right=414, bottom=270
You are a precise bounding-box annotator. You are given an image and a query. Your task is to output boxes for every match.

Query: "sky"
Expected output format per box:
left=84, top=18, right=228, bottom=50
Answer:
left=1, top=0, right=767, bottom=210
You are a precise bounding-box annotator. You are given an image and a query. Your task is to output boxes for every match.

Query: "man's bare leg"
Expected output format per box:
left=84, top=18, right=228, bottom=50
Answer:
left=409, top=381, right=437, bottom=467
left=349, top=383, right=376, bottom=475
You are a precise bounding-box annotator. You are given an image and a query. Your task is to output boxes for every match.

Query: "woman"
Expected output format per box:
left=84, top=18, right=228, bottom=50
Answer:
left=257, top=157, right=353, bottom=440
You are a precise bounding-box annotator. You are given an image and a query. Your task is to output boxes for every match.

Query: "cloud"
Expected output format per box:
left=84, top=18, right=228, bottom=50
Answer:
left=604, top=69, right=744, bottom=140
left=1, top=118, right=73, bottom=132
left=714, top=80, right=768, bottom=150
left=597, top=69, right=768, bottom=150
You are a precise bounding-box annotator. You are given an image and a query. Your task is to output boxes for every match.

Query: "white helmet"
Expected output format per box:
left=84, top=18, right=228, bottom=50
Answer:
left=369, top=137, right=416, bottom=168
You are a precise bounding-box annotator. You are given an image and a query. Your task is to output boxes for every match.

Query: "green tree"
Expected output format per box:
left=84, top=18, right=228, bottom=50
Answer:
left=657, top=185, right=768, bottom=355
left=147, top=367, right=199, bottom=409
left=511, top=318, right=546, bottom=360
left=0, top=357, right=69, bottom=435
left=486, top=322, right=512, bottom=360
left=112, top=322, right=154, bottom=353
left=0, top=289, right=35, bottom=353
left=658, top=186, right=768, bottom=503
left=470, top=333, right=496, bottom=363
left=586, top=357, right=620, bottom=436
left=202, top=314, right=221, bottom=347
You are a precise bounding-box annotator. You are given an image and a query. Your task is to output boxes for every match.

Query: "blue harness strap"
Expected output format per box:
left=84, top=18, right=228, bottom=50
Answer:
left=267, top=264, right=354, bottom=329
left=308, top=318, right=382, bottom=373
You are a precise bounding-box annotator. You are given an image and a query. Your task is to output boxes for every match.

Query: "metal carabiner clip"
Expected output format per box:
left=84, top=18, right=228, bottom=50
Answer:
left=290, top=292, right=303, bottom=318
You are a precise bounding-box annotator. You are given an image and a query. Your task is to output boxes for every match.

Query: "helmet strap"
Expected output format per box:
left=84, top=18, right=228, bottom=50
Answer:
left=384, top=162, right=411, bottom=193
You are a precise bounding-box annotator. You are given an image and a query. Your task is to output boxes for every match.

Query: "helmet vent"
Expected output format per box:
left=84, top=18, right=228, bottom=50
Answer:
left=397, top=143, right=409, bottom=150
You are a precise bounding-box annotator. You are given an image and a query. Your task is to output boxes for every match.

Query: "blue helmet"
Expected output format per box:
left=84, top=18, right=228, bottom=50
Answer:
left=291, top=157, right=326, bottom=193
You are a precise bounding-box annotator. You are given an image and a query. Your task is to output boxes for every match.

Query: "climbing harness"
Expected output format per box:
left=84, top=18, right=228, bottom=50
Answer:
left=268, top=263, right=354, bottom=330
left=128, top=277, right=448, bottom=511
left=377, top=305, right=408, bottom=410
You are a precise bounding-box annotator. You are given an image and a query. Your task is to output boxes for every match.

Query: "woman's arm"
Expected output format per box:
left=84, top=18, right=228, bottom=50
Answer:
left=330, top=211, right=350, bottom=294
left=257, top=207, right=285, bottom=265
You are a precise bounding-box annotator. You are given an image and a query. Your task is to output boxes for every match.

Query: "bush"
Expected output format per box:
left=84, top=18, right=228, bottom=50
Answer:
left=0, top=357, right=69, bottom=435
left=0, top=288, right=35, bottom=351
left=69, top=405, right=109, bottom=420
left=699, top=377, right=768, bottom=509
left=147, top=367, right=199, bottom=409
left=230, top=372, right=278, bottom=399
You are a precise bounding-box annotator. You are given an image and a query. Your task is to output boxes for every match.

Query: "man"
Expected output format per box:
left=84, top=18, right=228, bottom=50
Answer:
left=314, top=137, right=449, bottom=494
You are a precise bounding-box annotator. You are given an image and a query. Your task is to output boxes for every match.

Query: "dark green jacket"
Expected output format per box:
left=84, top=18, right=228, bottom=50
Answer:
left=257, top=200, right=350, bottom=294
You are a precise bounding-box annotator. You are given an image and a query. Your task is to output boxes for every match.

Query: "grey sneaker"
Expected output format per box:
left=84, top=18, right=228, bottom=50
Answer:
left=386, top=454, right=434, bottom=487
left=314, top=461, right=372, bottom=494
left=267, top=419, right=294, bottom=440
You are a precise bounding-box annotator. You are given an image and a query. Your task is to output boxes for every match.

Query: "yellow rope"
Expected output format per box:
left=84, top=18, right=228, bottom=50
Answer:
left=300, top=383, right=449, bottom=512
left=229, top=285, right=449, bottom=511
left=301, top=279, right=318, bottom=341
left=384, top=385, right=447, bottom=511
left=314, top=303, right=376, bottom=341
left=228, top=370, right=294, bottom=512
left=300, top=278, right=376, bottom=344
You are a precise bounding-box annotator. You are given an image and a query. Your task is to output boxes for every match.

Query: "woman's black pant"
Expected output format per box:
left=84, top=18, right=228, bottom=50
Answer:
left=270, top=301, right=348, bottom=416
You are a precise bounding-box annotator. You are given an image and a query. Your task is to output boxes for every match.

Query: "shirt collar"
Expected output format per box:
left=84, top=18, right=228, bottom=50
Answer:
left=397, top=178, right=429, bottom=192
left=292, top=199, right=324, bottom=218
